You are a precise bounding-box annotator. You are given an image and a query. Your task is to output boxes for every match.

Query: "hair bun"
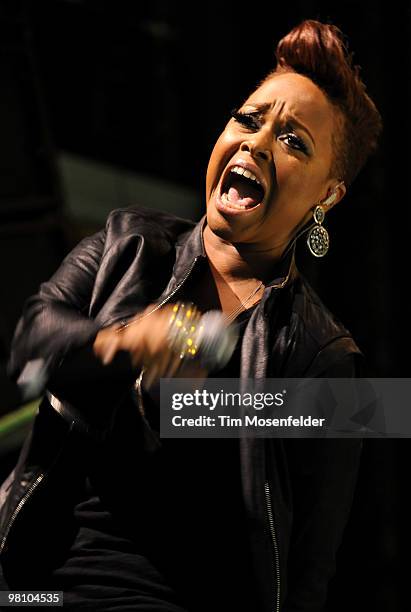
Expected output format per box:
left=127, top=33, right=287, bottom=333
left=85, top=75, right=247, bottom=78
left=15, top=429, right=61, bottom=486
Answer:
left=260, top=19, right=383, bottom=187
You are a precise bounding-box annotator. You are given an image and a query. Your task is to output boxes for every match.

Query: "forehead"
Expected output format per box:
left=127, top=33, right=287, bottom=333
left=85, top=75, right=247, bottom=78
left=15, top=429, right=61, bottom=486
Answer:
left=243, top=72, right=336, bottom=147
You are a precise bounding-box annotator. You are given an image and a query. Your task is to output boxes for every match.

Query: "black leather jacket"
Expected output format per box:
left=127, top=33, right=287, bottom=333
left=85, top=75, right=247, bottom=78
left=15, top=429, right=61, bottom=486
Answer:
left=0, top=206, right=364, bottom=612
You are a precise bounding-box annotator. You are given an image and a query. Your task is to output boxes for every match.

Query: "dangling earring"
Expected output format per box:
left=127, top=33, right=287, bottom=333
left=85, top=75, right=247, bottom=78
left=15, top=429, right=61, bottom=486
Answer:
left=306, top=189, right=339, bottom=258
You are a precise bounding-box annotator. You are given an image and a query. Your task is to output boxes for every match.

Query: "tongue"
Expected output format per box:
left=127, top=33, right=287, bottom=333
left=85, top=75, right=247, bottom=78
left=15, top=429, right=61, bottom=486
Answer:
left=227, top=177, right=262, bottom=207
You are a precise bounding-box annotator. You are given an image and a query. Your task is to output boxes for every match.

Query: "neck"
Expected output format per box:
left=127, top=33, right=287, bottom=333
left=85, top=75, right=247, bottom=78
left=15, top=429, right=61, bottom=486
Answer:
left=202, top=224, right=287, bottom=285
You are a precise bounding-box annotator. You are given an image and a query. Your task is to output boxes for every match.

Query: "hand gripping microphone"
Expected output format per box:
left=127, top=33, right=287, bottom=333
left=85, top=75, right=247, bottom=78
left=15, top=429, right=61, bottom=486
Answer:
left=192, top=309, right=239, bottom=371
left=166, top=301, right=238, bottom=372
left=16, top=305, right=239, bottom=402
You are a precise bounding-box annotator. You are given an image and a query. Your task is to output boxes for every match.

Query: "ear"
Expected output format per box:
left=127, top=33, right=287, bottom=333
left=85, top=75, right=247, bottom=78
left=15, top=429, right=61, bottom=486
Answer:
left=294, top=181, right=347, bottom=240
left=322, top=181, right=346, bottom=211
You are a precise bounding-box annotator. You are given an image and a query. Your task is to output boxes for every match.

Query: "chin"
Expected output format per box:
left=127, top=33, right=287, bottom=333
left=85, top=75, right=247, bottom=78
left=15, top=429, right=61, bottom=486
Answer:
left=206, top=204, right=246, bottom=243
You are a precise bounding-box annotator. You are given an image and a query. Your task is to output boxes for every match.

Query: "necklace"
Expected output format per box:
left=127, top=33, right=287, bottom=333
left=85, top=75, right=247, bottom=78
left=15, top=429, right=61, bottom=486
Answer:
left=123, top=277, right=265, bottom=395
left=117, top=277, right=265, bottom=332
left=222, top=280, right=265, bottom=325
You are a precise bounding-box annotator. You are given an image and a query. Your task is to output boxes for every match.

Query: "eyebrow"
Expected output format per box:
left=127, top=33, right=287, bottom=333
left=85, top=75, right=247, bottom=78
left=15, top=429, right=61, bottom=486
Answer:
left=244, top=102, right=316, bottom=148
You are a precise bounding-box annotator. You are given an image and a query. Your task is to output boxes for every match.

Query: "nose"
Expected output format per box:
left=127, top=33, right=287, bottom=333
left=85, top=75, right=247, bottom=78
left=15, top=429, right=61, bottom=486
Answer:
left=239, top=131, right=271, bottom=161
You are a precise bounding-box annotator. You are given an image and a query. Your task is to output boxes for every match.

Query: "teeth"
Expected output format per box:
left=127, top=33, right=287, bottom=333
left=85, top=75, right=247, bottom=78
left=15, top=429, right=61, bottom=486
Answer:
left=221, top=193, right=247, bottom=209
left=230, top=165, right=261, bottom=185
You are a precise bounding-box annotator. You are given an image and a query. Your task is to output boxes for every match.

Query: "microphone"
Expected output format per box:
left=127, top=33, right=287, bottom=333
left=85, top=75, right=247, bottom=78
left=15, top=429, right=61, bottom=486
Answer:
left=15, top=308, right=239, bottom=403
left=166, top=302, right=239, bottom=373
left=194, top=310, right=238, bottom=371
left=16, top=358, right=49, bottom=402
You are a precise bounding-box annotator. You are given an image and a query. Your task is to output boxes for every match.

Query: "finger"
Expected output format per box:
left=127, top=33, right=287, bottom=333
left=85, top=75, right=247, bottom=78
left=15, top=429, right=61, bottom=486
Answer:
left=160, top=349, right=179, bottom=379
left=93, top=329, right=112, bottom=357
left=101, top=336, right=120, bottom=365
left=164, top=353, right=184, bottom=378
left=144, top=361, right=161, bottom=390
left=129, top=342, right=145, bottom=368
left=145, top=349, right=172, bottom=389
left=177, top=360, right=208, bottom=380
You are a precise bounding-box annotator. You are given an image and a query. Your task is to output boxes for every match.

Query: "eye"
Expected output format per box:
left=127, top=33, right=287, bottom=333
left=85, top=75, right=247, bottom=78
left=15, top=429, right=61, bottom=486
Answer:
left=230, top=108, right=310, bottom=155
left=279, top=132, right=309, bottom=154
left=230, top=109, right=260, bottom=131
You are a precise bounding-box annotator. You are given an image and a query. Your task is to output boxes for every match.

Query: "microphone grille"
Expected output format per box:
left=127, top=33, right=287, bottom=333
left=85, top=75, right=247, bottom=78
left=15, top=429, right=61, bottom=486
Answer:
left=196, top=311, right=238, bottom=371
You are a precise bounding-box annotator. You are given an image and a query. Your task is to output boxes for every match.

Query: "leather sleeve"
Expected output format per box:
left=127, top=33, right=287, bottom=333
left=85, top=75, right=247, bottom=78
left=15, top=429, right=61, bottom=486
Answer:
left=7, top=228, right=138, bottom=433
left=7, top=229, right=106, bottom=381
left=282, top=350, right=364, bottom=612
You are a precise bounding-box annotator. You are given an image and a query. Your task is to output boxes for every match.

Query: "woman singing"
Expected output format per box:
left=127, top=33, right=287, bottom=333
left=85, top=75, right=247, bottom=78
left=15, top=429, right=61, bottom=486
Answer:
left=0, top=18, right=382, bottom=612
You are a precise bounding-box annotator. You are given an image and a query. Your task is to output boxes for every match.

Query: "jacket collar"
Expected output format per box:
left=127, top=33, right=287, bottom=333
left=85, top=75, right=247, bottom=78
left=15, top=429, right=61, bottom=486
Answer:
left=172, top=213, right=207, bottom=281
left=173, top=212, right=297, bottom=291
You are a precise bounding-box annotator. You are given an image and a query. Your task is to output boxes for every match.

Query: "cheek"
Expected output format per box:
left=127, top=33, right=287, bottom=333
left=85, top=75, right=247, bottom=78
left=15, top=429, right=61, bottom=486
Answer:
left=274, top=154, right=321, bottom=203
left=275, top=154, right=306, bottom=187
left=266, top=156, right=321, bottom=224
left=206, top=129, right=240, bottom=199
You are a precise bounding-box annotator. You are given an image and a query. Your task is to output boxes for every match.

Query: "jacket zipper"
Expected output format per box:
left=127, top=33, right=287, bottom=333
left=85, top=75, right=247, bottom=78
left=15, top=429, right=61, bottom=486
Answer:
left=1, top=258, right=202, bottom=554
left=264, top=479, right=281, bottom=612
left=117, top=256, right=201, bottom=332
left=130, top=255, right=284, bottom=612
left=1, top=419, right=77, bottom=556
left=124, top=256, right=201, bottom=420
left=1, top=255, right=286, bottom=574
left=0, top=472, right=44, bottom=555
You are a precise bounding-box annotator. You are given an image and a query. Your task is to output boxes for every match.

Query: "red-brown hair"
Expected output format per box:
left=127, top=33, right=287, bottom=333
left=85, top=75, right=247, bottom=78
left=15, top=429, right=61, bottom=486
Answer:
left=260, top=19, right=383, bottom=187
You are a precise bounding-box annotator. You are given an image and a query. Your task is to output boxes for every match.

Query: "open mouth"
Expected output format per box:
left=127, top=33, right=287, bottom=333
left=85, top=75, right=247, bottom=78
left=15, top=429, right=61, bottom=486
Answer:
left=219, top=166, right=265, bottom=210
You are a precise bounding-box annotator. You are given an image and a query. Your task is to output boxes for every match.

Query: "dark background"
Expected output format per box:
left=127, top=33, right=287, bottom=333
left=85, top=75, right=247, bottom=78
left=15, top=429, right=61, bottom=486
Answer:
left=0, top=0, right=408, bottom=610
